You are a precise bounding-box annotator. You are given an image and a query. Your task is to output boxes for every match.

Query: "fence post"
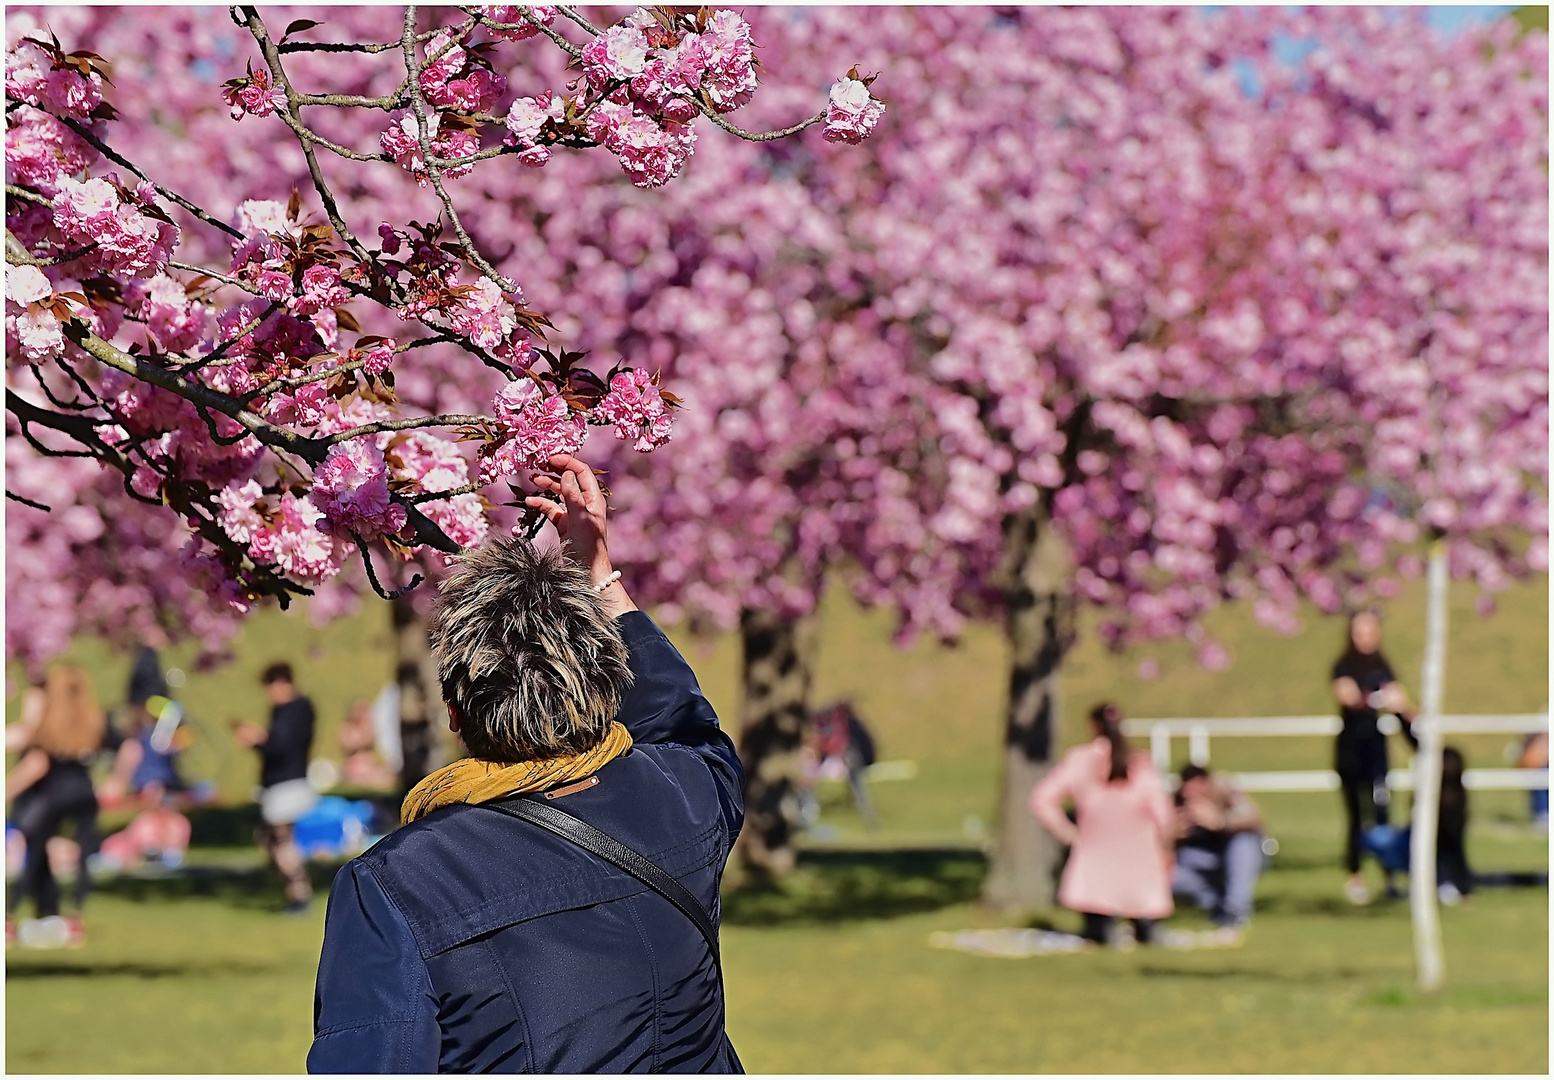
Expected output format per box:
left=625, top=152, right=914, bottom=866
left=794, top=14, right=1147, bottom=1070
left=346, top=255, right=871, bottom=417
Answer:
left=1189, top=724, right=1210, bottom=767
left=1151, top=726, right=1171, bottom=774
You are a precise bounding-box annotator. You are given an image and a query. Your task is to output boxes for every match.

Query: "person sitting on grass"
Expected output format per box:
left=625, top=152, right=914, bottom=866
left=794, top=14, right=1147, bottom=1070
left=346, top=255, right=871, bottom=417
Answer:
left=1030, top=702, right=1175, bottom=948
left=1171, top=764, right=1265, bottom=940
left=307, top=454, right=745, bottom=1074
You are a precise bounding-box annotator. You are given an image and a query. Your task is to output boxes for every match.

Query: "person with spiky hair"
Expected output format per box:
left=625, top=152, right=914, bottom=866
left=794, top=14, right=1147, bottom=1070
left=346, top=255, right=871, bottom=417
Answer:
left=307, top=455, right=745, bottom=1074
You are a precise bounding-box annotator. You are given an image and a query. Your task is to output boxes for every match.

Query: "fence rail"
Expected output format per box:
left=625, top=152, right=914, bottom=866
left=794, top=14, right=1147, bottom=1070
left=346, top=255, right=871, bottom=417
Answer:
left=1121, top=713, right=1549, bottom=793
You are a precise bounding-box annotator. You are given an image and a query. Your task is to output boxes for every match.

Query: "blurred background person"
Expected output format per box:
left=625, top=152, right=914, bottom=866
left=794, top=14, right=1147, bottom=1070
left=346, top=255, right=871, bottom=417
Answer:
left=1171, top=764, right=1266, bottom=941
left=1435, top=746, right=1473, bottom=906
left=1031, top=702, right=1175, bottom=947
left=233, top=663, right=317, bottom=913
left=1518, top=731, right=1548, bottom=828
left=5, top=665, right=107, bottom=948
left=1331, top=609, right=1416, bottom=904
left=804, top=700, right=879, bottom=828
left=337, top=699, right=397, bottom=791
left=125, top=626, right=171, bottom=716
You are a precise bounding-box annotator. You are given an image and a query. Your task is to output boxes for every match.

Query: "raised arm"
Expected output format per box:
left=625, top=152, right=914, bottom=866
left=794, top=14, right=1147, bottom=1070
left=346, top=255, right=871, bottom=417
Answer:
left=528, top=453, right=742, bottom=833
left=526, top=453, right=637, bottom=618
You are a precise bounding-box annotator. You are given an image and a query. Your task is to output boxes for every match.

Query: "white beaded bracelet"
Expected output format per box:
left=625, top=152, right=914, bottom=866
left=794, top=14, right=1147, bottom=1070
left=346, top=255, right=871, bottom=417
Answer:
left=594, top=569, right=622, bottom=593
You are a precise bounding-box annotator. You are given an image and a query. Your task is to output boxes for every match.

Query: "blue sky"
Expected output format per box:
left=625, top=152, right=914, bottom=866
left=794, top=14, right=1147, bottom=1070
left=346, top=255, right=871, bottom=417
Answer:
left=1424, top=5, right=1518, bottom=34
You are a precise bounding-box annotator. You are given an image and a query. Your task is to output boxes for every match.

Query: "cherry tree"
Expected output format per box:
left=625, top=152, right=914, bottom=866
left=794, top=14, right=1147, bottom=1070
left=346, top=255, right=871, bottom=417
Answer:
left=299, top=6, right=1544, bottom=879
left=756, top=6, right=1546, bottom=906
left=5, top=6, right=881, bottom=781
left=481, top=7, right=1546, bottom=885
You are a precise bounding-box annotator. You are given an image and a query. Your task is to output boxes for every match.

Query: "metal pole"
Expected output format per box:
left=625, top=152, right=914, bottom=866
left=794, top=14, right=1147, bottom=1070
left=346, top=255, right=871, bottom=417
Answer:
left=1410, top=538, right=1447, bottom=992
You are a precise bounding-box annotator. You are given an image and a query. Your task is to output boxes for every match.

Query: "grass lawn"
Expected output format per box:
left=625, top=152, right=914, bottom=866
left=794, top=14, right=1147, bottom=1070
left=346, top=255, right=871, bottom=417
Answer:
left=6, top=573, right=1548, bottom=1072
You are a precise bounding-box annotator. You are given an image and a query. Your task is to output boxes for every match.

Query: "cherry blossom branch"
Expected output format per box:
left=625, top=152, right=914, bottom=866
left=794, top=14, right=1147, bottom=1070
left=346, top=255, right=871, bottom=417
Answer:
left=65, top=322, right=326, bottom=456
left=400, top=6, right=517, bottom=293
left=238, top=5, right=396, bottom=271
left=694, top=100, right=826, bottom=143
left=320, top=412, right=486, bottom=445
left=45, top=110, right=246, bottom=240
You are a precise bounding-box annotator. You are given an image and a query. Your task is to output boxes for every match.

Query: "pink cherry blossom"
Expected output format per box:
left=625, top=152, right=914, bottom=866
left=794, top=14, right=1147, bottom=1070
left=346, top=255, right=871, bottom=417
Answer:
left=485, top=377, right=587, bottom=478
left=594, top=368, right=674, bottom=451
left=222, top=66, right=286, bottom=120
left=822, top=76, right=884, bottom=144
left=310, top=440, right=409, bottom=540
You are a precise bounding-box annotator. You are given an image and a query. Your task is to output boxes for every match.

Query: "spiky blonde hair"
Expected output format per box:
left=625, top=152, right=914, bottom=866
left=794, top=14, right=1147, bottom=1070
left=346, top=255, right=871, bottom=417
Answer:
left=428, top=537, right=633, bottom=762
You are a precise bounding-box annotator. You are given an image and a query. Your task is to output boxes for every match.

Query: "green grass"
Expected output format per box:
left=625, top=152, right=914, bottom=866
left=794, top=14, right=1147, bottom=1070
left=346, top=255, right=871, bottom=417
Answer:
left=6, top=574, right=1548, bottom=1072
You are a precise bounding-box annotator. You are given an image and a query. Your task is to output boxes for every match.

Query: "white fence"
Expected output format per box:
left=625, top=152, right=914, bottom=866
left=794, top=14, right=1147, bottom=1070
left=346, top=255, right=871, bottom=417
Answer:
left=1121, top=713, right=1550, bottom=793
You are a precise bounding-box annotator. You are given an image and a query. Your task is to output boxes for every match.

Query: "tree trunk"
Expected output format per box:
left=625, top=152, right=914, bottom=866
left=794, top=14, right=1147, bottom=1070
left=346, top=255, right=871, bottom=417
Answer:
left=981, top=503, right=1071, bottom=916
left=393, top=594, right=446, bottom=799
left=735, top=607, right=817, bottom=879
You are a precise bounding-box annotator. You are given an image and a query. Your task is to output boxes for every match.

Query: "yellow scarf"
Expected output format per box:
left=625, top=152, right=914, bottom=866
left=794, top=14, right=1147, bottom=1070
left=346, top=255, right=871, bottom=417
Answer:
left=400, top=722, right=633, bottom=825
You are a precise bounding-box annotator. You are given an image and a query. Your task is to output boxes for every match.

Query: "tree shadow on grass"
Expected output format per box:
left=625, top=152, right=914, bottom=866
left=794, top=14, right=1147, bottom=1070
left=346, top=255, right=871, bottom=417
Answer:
left=722, top=847, right=986, bottom=927
left=1137, top=963, right=1369, bottom=983
left=5, top=959, right=280, bottom=980
left=91, top=857, right=349, bottom=911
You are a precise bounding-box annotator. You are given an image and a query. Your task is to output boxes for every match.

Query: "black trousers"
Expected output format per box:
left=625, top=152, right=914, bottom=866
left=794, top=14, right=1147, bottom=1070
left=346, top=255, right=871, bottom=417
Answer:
left=9, top=762, right=99, bottom=919
left=1337, top=736, right=1390, bottom=874
left=1081, top=912, right=1157, bottom=945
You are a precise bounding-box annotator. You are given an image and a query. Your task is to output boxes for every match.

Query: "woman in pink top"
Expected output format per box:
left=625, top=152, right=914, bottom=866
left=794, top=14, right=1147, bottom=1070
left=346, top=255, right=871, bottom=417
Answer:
left=1030, top=703, right=1175, bottom=945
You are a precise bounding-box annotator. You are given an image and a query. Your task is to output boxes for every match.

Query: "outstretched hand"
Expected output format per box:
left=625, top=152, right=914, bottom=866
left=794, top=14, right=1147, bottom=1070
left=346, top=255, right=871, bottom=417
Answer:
left=524, top=454, right=637, bottom=617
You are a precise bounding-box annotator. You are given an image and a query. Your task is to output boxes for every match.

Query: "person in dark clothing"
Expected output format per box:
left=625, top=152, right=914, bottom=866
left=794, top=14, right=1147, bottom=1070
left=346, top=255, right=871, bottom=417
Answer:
left=126, top=633, right=170, bottom=709
left=5, top=664, right=106, bottom=947
left=1436, top=746, right=1473, bottom=904
left=308, top=454, right=744, bottom=1074
left=235, top=663, right=317, bottom=911
left=1331, top=609, right=1416, bottom=904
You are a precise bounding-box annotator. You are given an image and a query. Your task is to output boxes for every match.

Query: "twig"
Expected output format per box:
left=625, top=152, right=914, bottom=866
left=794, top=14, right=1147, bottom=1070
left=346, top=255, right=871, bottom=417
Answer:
left=351, top=530, right=426, bottom=598
left=696, top=100, right=827, bottom=143
left=6, top=490, right=52, bottom=512
left=408, top=480, right=483, bottom=503
left=554, top=6, right=601, bottom=35
left=321, top=412, right=487, bottom=445
left=48, top=112, right=245, bottom=239
left=170, top=303, right=277, bottom=374
left=401, top=6, right=517, bottom=293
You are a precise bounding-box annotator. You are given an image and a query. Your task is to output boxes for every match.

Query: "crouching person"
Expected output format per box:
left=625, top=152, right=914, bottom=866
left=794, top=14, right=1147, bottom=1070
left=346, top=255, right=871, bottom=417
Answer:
left=308, top=455, right=744, bottom=1073
left=1171, top=764, right=1265, bottom=937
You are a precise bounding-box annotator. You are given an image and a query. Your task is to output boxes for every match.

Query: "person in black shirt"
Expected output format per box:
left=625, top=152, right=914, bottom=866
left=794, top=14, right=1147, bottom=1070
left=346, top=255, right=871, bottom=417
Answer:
left=1331, top=609, right=1415, bottom=904
left=235, top=663, right=317, bottom=911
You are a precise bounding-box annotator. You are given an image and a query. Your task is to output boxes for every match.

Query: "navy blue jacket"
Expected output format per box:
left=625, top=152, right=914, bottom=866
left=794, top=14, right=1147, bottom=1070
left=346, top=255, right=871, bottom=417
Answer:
left=307, top=612, right=744, bottom=1073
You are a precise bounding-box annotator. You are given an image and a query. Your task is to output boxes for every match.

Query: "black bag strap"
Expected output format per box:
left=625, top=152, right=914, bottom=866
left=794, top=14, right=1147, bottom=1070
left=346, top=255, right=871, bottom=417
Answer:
left=479, top=795, right=721, bottom=969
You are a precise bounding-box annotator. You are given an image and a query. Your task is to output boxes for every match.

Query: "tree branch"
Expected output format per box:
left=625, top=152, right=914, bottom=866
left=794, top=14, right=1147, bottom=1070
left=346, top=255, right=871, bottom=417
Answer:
left=46, top=111, right=246, bottom=239
left=239, top=6, right=386, bottom=270
left=401, top=6, right=517, bottom=293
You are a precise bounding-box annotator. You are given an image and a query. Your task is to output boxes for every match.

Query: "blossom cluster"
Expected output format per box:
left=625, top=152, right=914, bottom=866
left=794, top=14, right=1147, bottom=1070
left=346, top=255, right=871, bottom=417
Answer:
left=823, top=75, right=886, bottom=144
left=6, top=36, right=103, bottom=118
left=222, top=64, right=286, bottom=121
left=51, top=176, right=180, bottom=279
left=481, top=377, right=588, bottom=481
left=594, top=368, right=674, bottom=451
left=380, top=109, right=480, bottom=186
